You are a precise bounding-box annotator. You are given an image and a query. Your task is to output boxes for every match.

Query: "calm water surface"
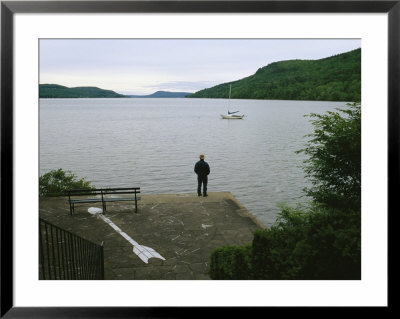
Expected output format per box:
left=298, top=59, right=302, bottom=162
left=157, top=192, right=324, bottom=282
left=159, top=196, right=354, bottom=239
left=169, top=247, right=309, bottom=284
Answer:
left=39, top=98, right=347, bottom=226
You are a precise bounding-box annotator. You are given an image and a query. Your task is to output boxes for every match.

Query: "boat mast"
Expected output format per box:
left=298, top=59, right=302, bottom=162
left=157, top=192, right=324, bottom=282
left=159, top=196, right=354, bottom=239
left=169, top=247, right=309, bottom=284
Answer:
left=228, top=84, right=231, bottom=111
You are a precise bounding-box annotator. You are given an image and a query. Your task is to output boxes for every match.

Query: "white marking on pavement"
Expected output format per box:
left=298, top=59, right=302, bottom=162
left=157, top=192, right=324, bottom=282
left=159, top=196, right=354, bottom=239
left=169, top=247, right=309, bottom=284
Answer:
left=88, top=207, right=165, bottom=264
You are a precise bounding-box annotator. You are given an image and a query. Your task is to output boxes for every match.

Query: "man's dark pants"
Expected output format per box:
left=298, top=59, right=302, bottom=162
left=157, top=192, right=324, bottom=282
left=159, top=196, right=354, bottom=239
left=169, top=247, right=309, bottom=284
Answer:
left=197, top=175, right=208, bottom=195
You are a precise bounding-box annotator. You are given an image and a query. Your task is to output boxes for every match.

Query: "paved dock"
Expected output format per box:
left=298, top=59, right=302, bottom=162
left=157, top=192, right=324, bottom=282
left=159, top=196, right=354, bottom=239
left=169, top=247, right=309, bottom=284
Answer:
left=39, top=192, right=266, bottom=280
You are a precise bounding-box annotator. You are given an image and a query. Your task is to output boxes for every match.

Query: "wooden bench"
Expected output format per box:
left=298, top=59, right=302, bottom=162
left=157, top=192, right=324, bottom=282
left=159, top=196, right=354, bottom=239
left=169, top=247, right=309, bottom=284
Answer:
left=67, top=187, right=141, bottom=215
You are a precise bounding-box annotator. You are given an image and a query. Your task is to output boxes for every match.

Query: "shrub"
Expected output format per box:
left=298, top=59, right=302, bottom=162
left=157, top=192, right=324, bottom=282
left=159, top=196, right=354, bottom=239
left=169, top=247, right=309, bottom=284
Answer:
left=298, top=206, right=361, bottom=280
left=208, top=210, right=312, bottom=280
left=252, top=205, right=360, bottom=280
left=39, top=168, right=95, bottom=196
left=252, top=206, right=314, bottom=280
left=209, top=245, right=252, bottom=280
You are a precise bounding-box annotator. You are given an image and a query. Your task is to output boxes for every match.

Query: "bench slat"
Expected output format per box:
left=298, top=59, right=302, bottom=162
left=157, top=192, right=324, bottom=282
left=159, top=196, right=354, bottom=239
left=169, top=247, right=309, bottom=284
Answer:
left=69, top=198, right=103, bottom=203
left=103, top=197, right=141, bottom=202
left=102, top=191, right=140, bottom=195
left=68, top=187, right=139, bottom=194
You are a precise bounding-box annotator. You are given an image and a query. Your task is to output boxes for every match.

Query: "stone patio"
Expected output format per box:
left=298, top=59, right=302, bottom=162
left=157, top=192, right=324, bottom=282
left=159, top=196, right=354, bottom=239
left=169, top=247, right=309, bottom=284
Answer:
left=39, top=192, right=266, bottom=280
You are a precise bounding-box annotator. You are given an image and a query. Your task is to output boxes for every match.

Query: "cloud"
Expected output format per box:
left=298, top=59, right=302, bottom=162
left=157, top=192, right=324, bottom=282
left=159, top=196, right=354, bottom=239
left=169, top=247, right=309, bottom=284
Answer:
left=39, top=39, right=361, bottom=94
left=143, top=81, right=220, bottom=93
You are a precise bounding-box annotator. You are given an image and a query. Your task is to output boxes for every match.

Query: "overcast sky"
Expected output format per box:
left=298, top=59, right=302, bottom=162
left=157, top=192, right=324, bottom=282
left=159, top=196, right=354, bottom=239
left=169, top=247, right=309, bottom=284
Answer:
left=39, top=39, right=361, bottom=95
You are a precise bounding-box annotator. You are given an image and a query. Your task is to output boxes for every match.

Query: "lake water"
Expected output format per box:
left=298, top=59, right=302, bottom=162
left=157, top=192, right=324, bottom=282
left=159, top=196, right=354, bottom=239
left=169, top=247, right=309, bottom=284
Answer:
left=39, top=98, right=347, bottom=227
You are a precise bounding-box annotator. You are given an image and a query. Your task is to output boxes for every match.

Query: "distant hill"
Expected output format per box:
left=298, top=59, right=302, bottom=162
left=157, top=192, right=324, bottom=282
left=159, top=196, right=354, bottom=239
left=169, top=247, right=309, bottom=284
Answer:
left=187, top=48, right=361, bottom=102
left=39, top=85, right=192, bottom=99
left=128, top=91, right=192, bottom=98
left=39, top=84, right=127, bottom=98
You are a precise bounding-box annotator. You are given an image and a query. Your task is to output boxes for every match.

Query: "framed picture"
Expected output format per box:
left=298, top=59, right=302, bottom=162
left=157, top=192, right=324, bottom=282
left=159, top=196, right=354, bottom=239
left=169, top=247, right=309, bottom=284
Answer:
left=1, top=0, right=395, bottom=316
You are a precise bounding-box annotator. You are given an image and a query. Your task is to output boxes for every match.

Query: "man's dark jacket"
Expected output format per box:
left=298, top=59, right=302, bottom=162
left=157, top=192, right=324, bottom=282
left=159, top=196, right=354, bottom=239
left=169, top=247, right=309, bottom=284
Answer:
left=194, top=159, right=210, bottom=176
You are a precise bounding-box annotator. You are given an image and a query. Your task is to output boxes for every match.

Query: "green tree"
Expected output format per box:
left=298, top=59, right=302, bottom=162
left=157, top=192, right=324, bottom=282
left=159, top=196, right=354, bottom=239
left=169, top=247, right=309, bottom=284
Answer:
left=39, top=168, right=95, bottom=196
left=297, top=102, right=361, bottom=211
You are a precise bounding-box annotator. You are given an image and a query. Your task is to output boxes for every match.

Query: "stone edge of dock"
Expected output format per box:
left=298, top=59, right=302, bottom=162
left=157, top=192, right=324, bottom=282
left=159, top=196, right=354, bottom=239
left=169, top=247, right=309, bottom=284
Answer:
left=140, top=191, right=268, bottom=230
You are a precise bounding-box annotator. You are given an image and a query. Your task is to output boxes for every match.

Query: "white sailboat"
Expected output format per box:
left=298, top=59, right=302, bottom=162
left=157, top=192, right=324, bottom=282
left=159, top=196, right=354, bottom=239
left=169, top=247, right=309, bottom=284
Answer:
left=220, top=84, right=245, bottom=119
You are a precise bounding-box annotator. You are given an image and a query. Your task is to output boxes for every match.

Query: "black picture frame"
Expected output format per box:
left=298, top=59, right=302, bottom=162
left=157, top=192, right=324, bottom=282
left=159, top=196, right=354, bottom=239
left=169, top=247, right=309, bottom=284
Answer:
left=1, top=1, right=395, bottom=317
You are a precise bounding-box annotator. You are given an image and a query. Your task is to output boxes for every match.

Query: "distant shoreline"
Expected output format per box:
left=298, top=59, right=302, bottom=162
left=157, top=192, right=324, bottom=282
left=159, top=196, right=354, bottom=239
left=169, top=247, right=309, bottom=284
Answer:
left=39, top=84, right=193, bottom=99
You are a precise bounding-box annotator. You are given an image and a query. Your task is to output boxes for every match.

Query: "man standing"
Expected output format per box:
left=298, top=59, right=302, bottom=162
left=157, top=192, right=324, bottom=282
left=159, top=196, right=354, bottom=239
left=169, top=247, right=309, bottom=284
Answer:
left=194, top=154, right=210, bottom=197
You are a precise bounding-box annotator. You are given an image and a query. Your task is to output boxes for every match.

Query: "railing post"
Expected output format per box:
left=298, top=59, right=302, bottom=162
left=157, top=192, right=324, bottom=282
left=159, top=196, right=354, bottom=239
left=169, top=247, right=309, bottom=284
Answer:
left=39, top=219, right=46, bottom=279
left=69, top=232, right=76, bottom=279
left=49, top=225, right=57, bottom=279
left=44, top=223, right=51, bottom=279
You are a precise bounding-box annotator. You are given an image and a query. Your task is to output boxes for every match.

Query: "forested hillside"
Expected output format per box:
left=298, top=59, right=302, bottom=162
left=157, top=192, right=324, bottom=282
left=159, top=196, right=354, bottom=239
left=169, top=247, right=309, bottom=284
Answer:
left=187, top=48, right=361, bottom=102
left=39, top=84, right=126, bottom=98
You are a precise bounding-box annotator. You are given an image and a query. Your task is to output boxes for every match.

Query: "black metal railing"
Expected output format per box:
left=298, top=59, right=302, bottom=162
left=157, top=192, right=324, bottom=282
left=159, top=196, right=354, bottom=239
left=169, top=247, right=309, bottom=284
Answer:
left=39, top=218, right=104, bottom=280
